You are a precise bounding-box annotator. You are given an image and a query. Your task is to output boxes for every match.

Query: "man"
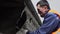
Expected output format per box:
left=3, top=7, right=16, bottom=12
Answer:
left=26, top=0, right=60, bottom=34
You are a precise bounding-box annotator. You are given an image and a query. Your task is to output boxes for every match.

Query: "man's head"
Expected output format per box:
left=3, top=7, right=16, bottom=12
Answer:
left=36, top=0, right=50, bottom=17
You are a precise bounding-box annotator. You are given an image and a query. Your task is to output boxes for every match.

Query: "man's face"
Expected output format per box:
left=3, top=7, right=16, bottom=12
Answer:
left=37, top=4, right=49, bottom=17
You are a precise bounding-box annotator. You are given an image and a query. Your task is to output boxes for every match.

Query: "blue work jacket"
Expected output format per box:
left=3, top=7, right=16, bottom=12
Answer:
left=27, top=12, right=60, bottom=34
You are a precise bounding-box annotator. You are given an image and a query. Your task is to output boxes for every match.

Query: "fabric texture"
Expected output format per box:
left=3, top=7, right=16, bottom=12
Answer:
left=27, top=10, right=60, bottom=34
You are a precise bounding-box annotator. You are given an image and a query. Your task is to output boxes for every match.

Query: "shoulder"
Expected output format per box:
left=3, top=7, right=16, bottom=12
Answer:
left=44, top=12, right=59, bottom=20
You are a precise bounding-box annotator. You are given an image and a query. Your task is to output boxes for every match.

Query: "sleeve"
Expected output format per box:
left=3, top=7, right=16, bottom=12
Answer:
left=27, top=14, right=59, bottom=34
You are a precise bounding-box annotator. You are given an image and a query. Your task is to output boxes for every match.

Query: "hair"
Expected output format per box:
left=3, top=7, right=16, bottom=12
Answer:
left=36, top=0, right=50, bottom=9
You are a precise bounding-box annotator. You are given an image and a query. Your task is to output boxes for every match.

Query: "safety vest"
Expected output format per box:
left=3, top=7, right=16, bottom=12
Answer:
left=49, top=10, right=60, bottom=34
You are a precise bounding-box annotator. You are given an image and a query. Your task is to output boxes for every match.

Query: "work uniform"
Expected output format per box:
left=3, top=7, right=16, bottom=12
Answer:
left=27, top=10, right=60, bottom=34
left=49, top=10, right=60, bottom=34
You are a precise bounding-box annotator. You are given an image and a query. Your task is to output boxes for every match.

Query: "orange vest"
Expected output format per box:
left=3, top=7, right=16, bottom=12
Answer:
left=49, top=10, right=60, bottom=34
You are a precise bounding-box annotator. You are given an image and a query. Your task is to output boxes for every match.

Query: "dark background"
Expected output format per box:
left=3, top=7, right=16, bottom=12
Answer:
left=0, top=0, right=25, bottom=34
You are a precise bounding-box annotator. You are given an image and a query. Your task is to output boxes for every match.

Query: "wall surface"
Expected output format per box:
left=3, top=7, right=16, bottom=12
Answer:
left=47, top=0, right=60, bottom=13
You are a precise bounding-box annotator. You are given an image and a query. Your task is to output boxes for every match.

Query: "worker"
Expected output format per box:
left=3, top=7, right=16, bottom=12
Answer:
left=26, top=0, right=60, bottom=34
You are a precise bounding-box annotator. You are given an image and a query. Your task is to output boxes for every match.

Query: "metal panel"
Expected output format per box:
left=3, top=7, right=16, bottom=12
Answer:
left=24, top=0, right=41, bottom=25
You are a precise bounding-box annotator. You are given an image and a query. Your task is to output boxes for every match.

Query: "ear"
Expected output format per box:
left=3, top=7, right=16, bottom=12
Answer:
left=36, top=4, right=40, bottom=9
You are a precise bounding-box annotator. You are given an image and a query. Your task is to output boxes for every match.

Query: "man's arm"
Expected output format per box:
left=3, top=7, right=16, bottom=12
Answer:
left=27, top=13, right=59, bottom=34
